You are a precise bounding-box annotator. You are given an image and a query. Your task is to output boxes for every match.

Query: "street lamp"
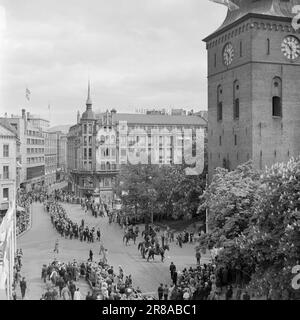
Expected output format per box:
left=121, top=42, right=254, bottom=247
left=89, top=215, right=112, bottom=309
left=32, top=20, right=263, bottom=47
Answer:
left=147, top=175, right=156, bottom=225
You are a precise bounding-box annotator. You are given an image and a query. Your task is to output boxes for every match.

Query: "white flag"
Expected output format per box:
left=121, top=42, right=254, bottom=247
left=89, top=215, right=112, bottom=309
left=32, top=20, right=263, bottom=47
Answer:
left=209, top=0, right=240, bottom=11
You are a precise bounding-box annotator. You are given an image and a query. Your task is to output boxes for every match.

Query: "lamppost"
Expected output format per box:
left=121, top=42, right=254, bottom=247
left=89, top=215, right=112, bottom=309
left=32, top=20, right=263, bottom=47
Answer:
left=147, top=176, right=156, bottom=225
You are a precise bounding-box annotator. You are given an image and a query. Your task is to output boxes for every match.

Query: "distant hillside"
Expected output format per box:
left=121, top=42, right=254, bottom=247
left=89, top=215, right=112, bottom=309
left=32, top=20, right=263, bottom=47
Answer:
left=48, top=125, right=72, bottom=134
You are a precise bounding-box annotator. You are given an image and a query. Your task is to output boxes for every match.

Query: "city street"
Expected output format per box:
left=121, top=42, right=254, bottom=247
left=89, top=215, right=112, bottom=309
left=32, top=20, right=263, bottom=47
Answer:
left=18, top=202, right=210, bottom=299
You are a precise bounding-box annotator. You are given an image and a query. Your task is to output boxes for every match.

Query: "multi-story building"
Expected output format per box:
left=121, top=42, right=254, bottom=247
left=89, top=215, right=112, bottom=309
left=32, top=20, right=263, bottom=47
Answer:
left=67, top=84, right=207, bottom=205
left=0, top=119, right=17, bottom=300
left=0, top=120, right=18, bottom=216
left=44, top=131, right=58, bottom=186
left=204, top=0, right=300, bottom=180
left=0, top=202, right=17, bottom=300
left=4, top=110, right=46, bottom=191
left=56, top=132, right=68, bottom=181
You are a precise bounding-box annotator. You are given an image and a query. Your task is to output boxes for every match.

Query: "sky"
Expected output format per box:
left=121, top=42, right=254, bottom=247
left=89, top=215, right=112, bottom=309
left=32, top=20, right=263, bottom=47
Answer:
left=0, top=0, right=226, bottom=126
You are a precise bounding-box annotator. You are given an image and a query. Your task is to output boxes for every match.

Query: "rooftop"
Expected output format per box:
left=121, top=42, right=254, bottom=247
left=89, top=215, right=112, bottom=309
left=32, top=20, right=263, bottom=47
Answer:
left=204, top=0, right=298, bottom=41
left=97, top=112, right=207, bottom=126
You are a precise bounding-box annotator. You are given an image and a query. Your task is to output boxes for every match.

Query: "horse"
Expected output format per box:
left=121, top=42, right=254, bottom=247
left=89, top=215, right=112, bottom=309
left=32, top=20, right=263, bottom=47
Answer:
left=146, top=245, right=169, bottom=262
left=123, top=232, right=137, bottom=246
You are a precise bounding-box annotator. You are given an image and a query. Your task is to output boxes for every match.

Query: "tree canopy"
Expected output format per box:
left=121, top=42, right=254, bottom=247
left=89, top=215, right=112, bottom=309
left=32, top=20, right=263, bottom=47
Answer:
left=113, top=164, right=206, bottom=223
left=200, top=158, right=300, bottom=299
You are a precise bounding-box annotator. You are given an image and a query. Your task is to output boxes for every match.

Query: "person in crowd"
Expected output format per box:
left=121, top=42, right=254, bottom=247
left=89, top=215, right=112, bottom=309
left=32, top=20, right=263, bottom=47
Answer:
left=158, top=283, right=164, bottom=300
left=74, top=288, right=82, bottom=300
left=20, top=277, right=27, bottom=299
left=61, top=284, right=71, bottom=300
left=163, top=284, right=169, bottom=300
left=170, top=262, right=176, bottom=280
left=195, top=250, right=201, bottom=266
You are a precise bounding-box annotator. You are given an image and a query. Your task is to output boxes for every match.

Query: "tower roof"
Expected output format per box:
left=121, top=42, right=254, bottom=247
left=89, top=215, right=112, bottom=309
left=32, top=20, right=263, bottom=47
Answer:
left=86, top=80, right=92, bottom=106
left=204, top=0, right=300, bottom=41
left=81, top=81, right=95, bottom=120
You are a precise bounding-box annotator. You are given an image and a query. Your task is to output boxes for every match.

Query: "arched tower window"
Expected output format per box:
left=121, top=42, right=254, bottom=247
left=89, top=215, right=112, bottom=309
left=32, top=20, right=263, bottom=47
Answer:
left=272, top=77, right=282, bottom=117
left=233, top=80, right=240, bottom=119
left=267, top=39, right=270, bottom=55
left=217, top=85, right=223, bottom=121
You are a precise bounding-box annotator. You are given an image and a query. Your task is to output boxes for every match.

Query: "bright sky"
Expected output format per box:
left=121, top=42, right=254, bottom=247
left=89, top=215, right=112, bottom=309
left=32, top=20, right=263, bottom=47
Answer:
left=0, top=0, right=226, bottom=125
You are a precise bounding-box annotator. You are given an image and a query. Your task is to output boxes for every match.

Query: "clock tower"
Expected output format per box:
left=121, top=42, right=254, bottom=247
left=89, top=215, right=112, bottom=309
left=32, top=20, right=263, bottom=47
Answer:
left=204, top=0, right=300, bottom=180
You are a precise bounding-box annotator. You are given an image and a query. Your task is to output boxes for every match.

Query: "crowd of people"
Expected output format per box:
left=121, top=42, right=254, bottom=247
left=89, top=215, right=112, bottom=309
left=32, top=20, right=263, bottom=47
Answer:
left=40, top=255, right=154, bottom=300
left=46, top=201, right=101, bottom=243
left=157, top=261, right=252, bottom=300
left=16, top=193, right=33, bottom=235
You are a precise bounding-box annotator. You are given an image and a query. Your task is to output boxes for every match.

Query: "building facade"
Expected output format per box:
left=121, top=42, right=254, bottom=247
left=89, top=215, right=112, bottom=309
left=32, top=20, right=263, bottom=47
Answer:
left=4, top=110, right=46, bottom=191
left=204, top=0, right=300, bottom=180
left=0, top=121, right=18, bottom=216
left=68, top=84, right=207, bottom=205
left=44, top=131, right=58, bottom=186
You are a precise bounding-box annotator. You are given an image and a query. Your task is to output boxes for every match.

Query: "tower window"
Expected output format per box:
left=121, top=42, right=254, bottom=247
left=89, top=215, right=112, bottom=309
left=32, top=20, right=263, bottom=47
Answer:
left=240, top=41, right=243, bottom=57
left=234, top=99, right=240, bottom=119
left=267, top=39, right=270, bottom=55
left=272, top=97, right=282, bottom=117
left=272, top=77, right=282, bottom=117
left=217, top=85, right=223, bottom=121
left=217, top=102, right=223, bottom=121
left=219, top=136, right=222, bottom=146
left=214, top=53, right=217, bottom=67
left=233, top=80, right=240, bottom=119
left=234, top=134, right=237, bottom=146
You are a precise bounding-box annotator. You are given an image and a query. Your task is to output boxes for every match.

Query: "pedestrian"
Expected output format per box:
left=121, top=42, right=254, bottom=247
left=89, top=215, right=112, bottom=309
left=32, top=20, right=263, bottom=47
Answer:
left=20, top=277, right=27, bottom=299
left=169, top=262, right=176, bottom=280
left=242, top=290, right=251, bottom=300
left=89, top=249, right=93, bottom=262
left=225, top=285, right=233, bottom=300
left=172, top=271, right=178, bottom=286
left=69, top=281, right=76, bottom=300
left=196, top=250, right=201, bottom=265
left=163, top=284, right=169, bottom=300
left=53, top=239, right=59, bottom=254
left=61, top=284, right=71, bottom=300
left=74, top=288, right=82, bottom=300
left=158, top=283, right=164, bottom=300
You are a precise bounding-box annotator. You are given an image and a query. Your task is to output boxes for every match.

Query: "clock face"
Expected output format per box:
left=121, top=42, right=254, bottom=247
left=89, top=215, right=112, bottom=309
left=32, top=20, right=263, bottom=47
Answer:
left=281, top=36, right=300, bottom=60
left=223, top=43, right=234, bottom=66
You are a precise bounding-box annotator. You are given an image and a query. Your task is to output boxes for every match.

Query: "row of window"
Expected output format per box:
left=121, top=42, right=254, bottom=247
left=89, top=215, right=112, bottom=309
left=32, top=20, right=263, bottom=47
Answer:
left=83, top=148, right=93, bottom=160
left=83, top=136, right=93, bottom=146
left=216, top=77, right=282, bottom=121
left=27, top=148, right=44, bottom=154
left=83, top=124, right=93, bottom=134
left=27, top=157, right=44, bottom=164
left=27, top=138, right=44, bottom=145
left=27, top=130, right=43, bottom=137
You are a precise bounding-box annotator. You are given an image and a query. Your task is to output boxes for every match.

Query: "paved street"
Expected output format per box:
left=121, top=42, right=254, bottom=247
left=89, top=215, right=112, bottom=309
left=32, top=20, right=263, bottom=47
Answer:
left=18, top=202, right=210, bottom=300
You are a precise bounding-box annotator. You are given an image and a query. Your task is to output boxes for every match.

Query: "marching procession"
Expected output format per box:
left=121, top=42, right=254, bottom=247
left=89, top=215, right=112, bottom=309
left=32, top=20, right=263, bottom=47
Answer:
left=13, top=186, right=255, bottom=301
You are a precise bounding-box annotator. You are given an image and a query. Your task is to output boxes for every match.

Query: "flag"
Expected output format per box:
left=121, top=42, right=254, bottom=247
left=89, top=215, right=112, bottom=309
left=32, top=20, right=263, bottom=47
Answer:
left=209, top=0, right=240, bottom=11
left=25, top=87, right=31, bottom=101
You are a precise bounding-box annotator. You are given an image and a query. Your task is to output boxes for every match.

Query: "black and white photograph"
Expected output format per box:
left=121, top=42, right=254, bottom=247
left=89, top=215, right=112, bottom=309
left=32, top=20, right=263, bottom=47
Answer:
left=0, top=0, right=300, bottom=306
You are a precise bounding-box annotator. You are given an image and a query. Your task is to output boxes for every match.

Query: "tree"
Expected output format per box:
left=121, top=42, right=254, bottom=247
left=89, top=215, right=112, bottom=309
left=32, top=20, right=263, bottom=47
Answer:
left=200, top=158, right=300, bottom=299
left=200, top=161, right=260, bottom=246
left=114, top=164, right=206, bottom=222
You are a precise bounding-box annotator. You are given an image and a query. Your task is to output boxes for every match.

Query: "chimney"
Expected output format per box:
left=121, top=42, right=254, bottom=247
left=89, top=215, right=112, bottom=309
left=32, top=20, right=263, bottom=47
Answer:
left=27, top=112, right=30, bottom=119
left=22, top=109, right=26, bottom=119
left=77, top=111, right=80, bottom=124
